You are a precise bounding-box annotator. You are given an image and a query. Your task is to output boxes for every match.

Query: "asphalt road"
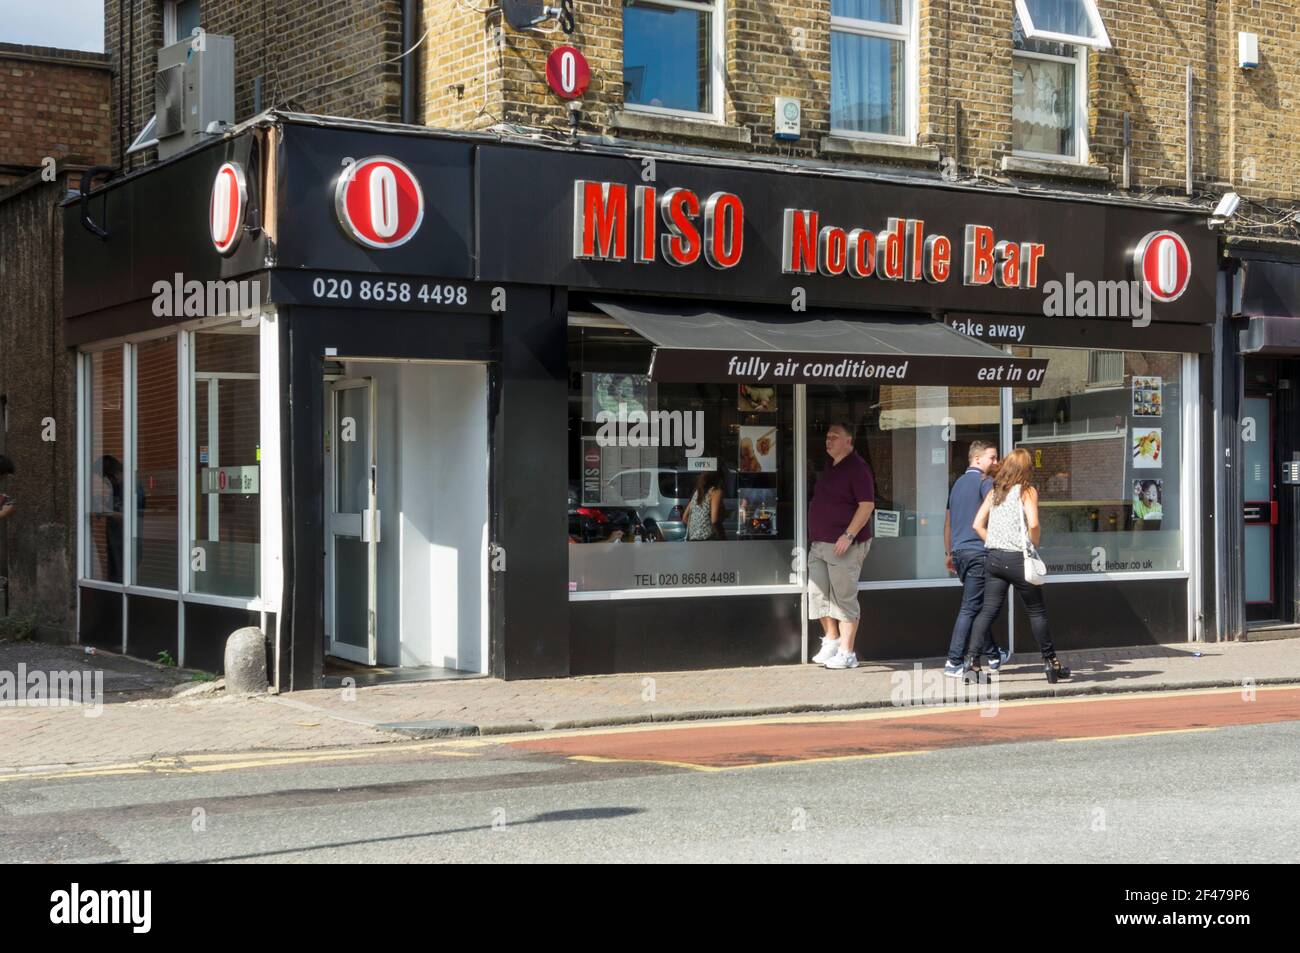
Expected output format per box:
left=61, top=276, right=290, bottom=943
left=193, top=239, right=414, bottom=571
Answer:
left=2, top=688, right=1297, bottom=863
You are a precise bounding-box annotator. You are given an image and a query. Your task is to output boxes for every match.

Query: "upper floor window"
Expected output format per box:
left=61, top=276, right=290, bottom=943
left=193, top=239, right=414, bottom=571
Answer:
left=622, top=0, right=724, bottom=120
left=830, top=0, right=915, bottom=142
left=1014, top=0, right=1111, bottom=49
left=1012, top=13, right=1086, bottom=160
left=163, top=0, right=201, bottom=46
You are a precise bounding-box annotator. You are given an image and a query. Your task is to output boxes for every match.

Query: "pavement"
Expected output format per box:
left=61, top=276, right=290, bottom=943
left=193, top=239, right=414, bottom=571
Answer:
left=2, top=636, right=1300, bottom=771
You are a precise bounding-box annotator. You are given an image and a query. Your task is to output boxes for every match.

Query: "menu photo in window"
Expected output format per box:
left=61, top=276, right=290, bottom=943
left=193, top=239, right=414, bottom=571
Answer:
left=738, top=384, right=777, bottom=413
left=1132, top=479, right=1163, bottom=521
left=1132, top=427, right=1162, bottom=468
left=1132, top=376, right=1162, bottom=417
left=585, top=372, right=652, bottom=421
left=737, top=487, right=778, bottom=538
left=738, top=425, right=778, bottom=473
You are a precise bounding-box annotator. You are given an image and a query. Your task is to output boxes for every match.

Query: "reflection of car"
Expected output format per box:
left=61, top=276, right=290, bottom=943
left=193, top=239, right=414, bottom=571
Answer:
left=602, top=468, right=693, bottom=540
left=567, top=488, right=649, bottom=543
left=568, top=502, right=646, bottom=543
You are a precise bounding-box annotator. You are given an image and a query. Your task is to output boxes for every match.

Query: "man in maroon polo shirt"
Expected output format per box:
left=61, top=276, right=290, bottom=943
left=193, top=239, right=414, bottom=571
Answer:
left=808, top=422, right=876, bottom=669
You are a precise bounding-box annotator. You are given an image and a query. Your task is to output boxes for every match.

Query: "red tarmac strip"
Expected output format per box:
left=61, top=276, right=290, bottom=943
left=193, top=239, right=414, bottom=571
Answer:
left=506, top=688, right=1300, bottom=769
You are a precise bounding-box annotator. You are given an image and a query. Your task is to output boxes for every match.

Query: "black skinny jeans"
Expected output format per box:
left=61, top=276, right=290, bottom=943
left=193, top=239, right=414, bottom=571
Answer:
left=967, top=549, right=1056, bottom=661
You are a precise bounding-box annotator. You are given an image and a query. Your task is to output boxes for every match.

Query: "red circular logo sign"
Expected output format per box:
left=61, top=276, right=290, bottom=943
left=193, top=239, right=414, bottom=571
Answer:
left=546, top=46, right=590, bottom=100
left=209, top=162, right=247, bottom=255
left=334, top=156, right=424, bottom=249
left=1133, top=230, right=1192, bottom=303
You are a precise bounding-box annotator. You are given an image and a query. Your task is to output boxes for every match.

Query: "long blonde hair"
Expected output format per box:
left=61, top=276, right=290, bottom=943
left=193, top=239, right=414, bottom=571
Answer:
left=991, top=448, right=1035, bottom=506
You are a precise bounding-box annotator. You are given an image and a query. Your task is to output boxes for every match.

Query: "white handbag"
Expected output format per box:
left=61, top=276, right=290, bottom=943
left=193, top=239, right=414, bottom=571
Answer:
left=1016, top=487, right=1048, bottom=586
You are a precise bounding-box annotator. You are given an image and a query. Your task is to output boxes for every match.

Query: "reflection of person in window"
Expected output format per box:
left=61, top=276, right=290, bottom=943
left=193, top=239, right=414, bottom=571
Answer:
left=1133, top=480, right=1162, bottom=521
left=683, top=466, right=726, bottom=541
left=93, top=455, right=125, bottom=583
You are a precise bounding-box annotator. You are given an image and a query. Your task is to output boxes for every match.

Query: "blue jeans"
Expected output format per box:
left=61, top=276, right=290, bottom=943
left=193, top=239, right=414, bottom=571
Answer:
left=946, top=549, right=1000, bottom=664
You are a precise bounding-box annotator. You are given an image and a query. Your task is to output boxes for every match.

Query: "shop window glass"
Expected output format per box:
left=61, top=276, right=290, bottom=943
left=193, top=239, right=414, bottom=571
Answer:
left=1012, top=347, right=1183, bottom=572
left=133, top=336, right=179, bottom=589
left=568, top=325, right=795, bottom=593
left=190, top=328, right=261, bottom=598
left=807, top=383, right=1000, bottom=582
left=87, top=348, right=125, bottom=583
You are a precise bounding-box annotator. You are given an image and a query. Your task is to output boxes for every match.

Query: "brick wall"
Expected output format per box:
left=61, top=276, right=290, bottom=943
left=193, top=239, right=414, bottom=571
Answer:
left=105, top=0, right=404, bottom=170
left=0, top=44, right=112, bottom=186
left=0, top=174, right=79, bottom=636
left=415, top=1, right=1296, bottom=240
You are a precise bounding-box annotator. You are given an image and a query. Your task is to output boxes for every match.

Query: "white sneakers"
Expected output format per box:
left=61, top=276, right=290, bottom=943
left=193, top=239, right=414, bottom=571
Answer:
left=811, top=637, right=841, bottom=665
left=823, top=650, right=859, bottom=669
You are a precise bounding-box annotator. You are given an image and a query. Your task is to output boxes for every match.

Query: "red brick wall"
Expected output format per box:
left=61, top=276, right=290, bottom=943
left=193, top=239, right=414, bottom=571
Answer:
left=0, top=44, right=111, bottom=185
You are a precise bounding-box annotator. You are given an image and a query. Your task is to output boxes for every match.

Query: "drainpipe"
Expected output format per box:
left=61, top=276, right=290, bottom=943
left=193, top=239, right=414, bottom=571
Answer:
left=401, top=0, right=418, bottom=124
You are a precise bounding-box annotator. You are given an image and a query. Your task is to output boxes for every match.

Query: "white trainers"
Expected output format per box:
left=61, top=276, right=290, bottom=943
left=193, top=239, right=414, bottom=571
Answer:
left=823, top=650, right=859, bottom=670
left=811, top=638, right=841, bottom=665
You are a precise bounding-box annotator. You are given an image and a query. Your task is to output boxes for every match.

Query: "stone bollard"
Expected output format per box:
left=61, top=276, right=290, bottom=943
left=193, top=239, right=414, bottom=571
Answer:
left=224, top=627, right=268, bottom=695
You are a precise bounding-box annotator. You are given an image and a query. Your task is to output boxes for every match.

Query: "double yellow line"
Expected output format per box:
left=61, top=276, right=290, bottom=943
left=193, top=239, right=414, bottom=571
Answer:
left=0, top=738, right=490, bottom=783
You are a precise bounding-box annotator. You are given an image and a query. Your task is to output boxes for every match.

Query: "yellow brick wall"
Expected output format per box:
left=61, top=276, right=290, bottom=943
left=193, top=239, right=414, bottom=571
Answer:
left=416, top=0, right=1298, bottom=239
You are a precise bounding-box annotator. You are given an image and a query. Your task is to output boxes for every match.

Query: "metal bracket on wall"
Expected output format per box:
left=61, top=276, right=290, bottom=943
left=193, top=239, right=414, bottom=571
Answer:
left=78, top=166, right=117, bottom=240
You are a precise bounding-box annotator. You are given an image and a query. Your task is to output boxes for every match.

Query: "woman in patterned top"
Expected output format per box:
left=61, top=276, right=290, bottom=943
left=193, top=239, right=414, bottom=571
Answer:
left=682, top=466, right=726, bottom=541
left=968, top=448, right=1071, bottom=683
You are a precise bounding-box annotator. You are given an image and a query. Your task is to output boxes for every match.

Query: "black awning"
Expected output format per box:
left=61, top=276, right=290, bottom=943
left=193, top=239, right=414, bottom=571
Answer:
left=590, top=299, right=1049, bottom=388
left=1240, top=315, right=1300, bottom=355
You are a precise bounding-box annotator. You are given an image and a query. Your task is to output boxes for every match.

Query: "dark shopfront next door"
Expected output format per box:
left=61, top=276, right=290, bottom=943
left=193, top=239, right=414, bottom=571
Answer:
left=1243, top=359, right=1298, bottom=624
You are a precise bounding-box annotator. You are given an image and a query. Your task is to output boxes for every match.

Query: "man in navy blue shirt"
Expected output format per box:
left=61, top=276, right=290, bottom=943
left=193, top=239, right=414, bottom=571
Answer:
left=943, top=440, right=1005, bottom=677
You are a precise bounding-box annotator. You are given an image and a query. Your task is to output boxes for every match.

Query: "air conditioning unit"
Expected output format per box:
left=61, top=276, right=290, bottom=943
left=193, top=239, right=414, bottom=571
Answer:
left=155, top=34, right=235, bottom=160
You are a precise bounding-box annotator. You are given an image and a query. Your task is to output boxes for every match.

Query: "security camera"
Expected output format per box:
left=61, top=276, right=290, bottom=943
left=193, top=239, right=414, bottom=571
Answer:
left=1213, top=192, right=1241, bottom=219
left=1208, top=191, right=1241, bottom=228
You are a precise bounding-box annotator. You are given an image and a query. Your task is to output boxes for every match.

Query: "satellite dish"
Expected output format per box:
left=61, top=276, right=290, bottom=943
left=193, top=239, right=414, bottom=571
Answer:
left=500, top=0, right=552, bottom=30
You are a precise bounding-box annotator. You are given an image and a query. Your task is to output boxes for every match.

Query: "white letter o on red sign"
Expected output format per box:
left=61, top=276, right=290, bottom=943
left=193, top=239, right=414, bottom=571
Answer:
left=546, top=46, right=590, bottom=100
left=1133, top=230, right=1192, bottom=303
left=335, top=156, right=425, bottom=249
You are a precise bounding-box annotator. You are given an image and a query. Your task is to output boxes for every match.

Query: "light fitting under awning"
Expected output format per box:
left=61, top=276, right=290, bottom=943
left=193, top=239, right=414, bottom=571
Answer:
left=589, top=299, right=1049, bottom=389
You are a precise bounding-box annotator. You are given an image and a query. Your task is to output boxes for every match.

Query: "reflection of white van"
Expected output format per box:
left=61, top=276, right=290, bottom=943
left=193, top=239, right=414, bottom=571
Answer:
left=605, top=468, right=690, bottom=539
left=606, top=468, right=736, bottom=541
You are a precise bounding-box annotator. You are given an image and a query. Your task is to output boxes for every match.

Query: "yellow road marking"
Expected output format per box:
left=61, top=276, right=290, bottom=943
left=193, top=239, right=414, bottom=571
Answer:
left=569, top=748, right=934, bottom=773
left=1056, top=726, right=1221, bottom=743
left=0, top=739, right=484, bottom=783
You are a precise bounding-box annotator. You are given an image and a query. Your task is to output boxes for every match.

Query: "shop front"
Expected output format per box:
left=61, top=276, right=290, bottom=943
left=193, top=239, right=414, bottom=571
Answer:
left=63, top=113, right=1218, bottom=688
left=1221, top=246, right=1300, bottom=637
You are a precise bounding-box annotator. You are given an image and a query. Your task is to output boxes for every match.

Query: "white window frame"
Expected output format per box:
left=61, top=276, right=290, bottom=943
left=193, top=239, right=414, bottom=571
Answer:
left=829, top=1, right=918, bottom=144
left=622, top=0, right=726, bottom=123
left=1014, top=0, right=1111, bottom=50
left=1012, top=41, right=1089, bottom=164
left=162, top=0, right=201, bottom=47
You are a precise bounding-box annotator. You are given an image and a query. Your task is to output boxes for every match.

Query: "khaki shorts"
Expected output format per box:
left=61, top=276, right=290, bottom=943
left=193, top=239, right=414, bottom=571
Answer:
left=807, top=539, right=871, bottom=622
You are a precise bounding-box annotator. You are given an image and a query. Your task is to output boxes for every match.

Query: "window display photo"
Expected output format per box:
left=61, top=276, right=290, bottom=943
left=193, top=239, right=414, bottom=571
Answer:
left=1132, top=479, right=1163, bottom=521
left=738, top=426, right=778, bottom=473
left=1132, top=376, right=1162, bottom=417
